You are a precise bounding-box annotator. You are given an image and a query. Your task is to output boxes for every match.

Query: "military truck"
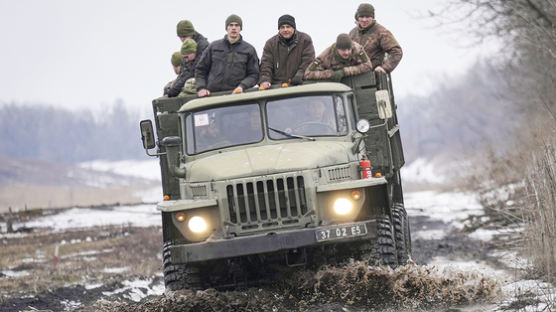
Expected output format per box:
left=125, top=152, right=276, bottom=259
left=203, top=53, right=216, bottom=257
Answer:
left=140, top=72, right=411, bottom=290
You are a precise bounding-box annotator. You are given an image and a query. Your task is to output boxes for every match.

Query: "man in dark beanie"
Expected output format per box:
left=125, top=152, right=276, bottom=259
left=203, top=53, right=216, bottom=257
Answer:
left=196, top=14, right=259, bottom=97
left=304, top=33, right=371, bottom=81
left=349, top=3, right=402, bottom=74
left=176, top=20, right=209, bottom=67
left=165, top=39, right=199, bottom=97
left=259, top=14, right=315, bottom=89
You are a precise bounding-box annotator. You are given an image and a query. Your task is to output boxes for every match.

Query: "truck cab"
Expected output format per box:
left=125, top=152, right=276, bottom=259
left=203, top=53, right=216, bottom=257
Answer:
left=140, top=73, right=410, bottom=290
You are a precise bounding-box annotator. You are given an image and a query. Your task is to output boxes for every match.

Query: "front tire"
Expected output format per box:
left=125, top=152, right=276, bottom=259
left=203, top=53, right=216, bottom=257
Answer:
left=162, top=242, right=202, bottom=290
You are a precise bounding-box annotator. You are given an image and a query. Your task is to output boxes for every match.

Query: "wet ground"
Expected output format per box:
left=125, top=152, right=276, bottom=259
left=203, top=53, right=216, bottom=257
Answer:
left=0, top=192, right=549, bottom=312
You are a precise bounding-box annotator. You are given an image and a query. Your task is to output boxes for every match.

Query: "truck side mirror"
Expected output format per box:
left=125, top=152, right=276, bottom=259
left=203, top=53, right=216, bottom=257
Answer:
left=140, top=120, right=156, bottom=149
left=375, top=90, right=392, bottom=119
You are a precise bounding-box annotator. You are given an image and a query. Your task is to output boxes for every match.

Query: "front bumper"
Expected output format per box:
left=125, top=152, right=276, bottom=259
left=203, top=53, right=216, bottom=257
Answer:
left=170, top=220, right=378, bottom=263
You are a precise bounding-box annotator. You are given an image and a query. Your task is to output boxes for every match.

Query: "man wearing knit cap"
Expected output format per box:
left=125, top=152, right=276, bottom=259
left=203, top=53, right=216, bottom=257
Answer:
left=165, top=39, right=199, bottom=97
left=162, top=52, right=183, bottom=95
left=196, top=14, right=259, bottom=97
left=176, top=20, right=209, bottom=68
left=349, top=3, right=402, bottom=74
left=259, top=14, right=315, bottom=89
left=304, top=33, right=372, bottom=81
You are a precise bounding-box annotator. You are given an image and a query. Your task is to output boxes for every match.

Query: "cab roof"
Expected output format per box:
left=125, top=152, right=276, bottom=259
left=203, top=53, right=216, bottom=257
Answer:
left=178, top=82, right=352, bottom=112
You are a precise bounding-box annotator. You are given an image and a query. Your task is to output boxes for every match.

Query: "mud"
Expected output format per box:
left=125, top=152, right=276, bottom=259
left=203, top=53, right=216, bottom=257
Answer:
left=83, top=262, right=500, bottom=312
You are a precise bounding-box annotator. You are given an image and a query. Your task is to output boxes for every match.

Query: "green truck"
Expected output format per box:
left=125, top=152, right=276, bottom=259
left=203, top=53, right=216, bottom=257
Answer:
left=140, top=72, right=411, bottom=290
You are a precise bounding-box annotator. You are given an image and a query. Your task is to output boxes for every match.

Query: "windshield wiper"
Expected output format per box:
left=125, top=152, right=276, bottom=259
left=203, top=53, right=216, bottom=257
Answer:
left=268, top=127, right=316, bottom=141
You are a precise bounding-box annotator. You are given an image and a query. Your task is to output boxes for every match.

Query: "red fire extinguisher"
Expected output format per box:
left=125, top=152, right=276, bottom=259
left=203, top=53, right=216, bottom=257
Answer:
left=360, top=156, right=372, bottom=179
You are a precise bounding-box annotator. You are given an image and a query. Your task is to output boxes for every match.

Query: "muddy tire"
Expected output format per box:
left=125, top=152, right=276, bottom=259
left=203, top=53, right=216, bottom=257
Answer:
left=162, top=242, right=202, bottom=290
left=366, top=216, right=398, bottom=266
left=392, top=203, right=412, bottom=264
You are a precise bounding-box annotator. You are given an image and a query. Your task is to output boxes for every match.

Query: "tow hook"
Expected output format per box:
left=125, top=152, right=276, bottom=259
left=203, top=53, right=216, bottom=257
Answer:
left=285, top=248, right=307, bottom=267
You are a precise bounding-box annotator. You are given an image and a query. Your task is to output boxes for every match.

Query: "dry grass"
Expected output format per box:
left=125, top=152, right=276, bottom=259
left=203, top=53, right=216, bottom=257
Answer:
left=523, top=140, right=556, bottom=283
left=0, top=225, right=162, bottom=297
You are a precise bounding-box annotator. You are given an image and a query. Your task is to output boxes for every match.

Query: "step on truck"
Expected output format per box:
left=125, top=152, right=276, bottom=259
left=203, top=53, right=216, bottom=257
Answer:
left=140, top=72, right=411, bottom=290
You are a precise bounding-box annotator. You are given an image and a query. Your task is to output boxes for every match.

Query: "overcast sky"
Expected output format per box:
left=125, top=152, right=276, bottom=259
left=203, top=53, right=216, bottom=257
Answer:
left=0, top=0, right=496, bottom=115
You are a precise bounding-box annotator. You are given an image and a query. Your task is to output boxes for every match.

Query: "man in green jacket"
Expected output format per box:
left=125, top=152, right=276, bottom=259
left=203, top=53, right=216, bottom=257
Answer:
left=349, top=3, right=402, bottom=74
left=259, top=14, right=315, bottom=89
left=304, top=34, right=372, bottom=81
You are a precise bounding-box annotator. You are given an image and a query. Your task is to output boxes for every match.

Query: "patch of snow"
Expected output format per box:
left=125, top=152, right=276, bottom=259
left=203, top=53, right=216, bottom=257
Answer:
left=102, top=277, right=164, bottom=302
left=498, top=279, right=556, bottom=312
left=85, top=282, right=104, bottom=290
left=428, top=256, right=508, bottom=281
left=469, top=228, right=496, bottom=241
left=79, top=159, right=161, bottom=181
left=16, top=204, right=159, bottom=231
left=60, top=299, right=81, bottom=311
left=1, top=270, right=30, bottom=278
left=405, top=191, right=483, bottom=228
left=103, top=266, right=129, bottom=274
left=62, top=248, right=114, bottom=259
left=412, top=229, right=446, bottom=240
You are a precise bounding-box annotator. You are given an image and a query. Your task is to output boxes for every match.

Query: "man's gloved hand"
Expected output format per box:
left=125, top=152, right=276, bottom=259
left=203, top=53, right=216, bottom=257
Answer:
left=291, top=75, right=303, bottom=85
left=330, top=69, right=345, bottom=82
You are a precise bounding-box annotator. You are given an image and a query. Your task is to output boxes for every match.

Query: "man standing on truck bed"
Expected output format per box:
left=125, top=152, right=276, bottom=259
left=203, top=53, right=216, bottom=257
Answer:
left=165, top=39, right=198, bottom=97
left=176, top=20, right=209, bottom=60
left=349, top=3, right=402, bottom=74
left=196, top=14, right=260, bottom=97
left=304, top=33, right=372, bottom=81
left=259, top=14, right=315, bottom=89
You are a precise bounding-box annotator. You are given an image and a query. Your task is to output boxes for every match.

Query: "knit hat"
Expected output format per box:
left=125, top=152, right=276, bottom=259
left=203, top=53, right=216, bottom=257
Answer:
left=171, top=51, right=182, bottom=66
left=177, top=20, right=195, bottom=37
left=181, top=39, right=197, bottom=55
left=278, top=14, right=296, bottom=29
left=225, top=14, right=243, bottom=29
left=336, top=34, right=352, bottom=50
left=355, top=3, right=375, bottom=19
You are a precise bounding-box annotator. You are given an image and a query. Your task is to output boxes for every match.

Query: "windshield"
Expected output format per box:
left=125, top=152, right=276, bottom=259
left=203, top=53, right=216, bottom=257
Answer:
left=185, top=103, right=262, bottom=154
left=267, top=95, right=348, bottom=139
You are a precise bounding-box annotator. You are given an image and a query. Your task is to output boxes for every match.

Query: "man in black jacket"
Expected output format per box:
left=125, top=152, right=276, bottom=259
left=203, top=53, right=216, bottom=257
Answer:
left=195, top=14, right=260, bottom=97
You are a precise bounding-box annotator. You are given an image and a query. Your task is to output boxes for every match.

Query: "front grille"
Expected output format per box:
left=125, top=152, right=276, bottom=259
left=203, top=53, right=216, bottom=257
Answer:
left=226, top=175, right=308, bottom=230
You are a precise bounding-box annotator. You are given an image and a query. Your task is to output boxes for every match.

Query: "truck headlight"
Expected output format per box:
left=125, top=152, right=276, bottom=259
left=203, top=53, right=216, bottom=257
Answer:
left=188, top=216, right=208, bottom=233
left=333, top=198, right=353, bottom=215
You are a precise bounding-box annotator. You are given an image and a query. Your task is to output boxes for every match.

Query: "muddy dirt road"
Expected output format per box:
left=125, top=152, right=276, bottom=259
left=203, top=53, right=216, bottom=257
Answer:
left=0, top=191, right=550, bottom=312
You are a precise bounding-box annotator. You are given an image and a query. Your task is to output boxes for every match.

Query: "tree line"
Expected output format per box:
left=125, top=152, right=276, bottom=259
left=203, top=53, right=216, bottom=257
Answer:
left=0, top=101, right=145, bottom=163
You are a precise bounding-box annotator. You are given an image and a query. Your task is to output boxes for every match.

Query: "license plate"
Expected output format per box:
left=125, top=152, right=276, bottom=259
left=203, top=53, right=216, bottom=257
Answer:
left=316, top=223, right=368, bottom=242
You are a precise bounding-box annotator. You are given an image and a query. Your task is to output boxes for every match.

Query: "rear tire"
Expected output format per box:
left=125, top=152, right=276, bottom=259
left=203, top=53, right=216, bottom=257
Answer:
left=392, top=203, right=412, bottom=264
left=162, top=242, right=202, bottom=290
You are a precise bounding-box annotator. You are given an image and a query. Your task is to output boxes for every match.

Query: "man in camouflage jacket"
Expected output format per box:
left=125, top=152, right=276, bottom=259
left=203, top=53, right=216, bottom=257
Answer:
left=304, top=33, right=372, bottom=81
left=349, top=3, right=402, bottom=74
left=196, top=14, right=260, bottom=97
left=259, top=14, right=315, bottom=89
